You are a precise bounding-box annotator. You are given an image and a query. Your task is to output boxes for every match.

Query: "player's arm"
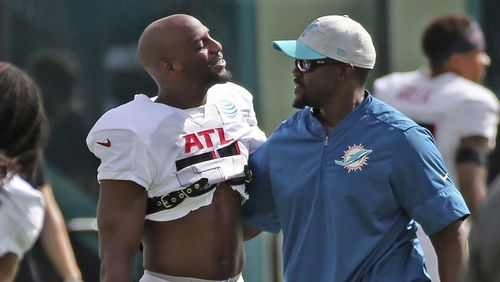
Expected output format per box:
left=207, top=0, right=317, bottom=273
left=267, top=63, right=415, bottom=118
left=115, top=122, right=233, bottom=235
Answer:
left=0, top=253, right=20, bottom=282
left=429, top=219, right=469, bottom=282
left=38, top=184, right=82, bottom=281
left=98, top=179, right=147, bottom=282
left=455, top=135, right=490, bottom=214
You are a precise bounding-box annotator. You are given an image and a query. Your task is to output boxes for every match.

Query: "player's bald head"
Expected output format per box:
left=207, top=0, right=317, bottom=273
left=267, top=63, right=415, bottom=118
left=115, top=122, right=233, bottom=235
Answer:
left=137, top=14, right=205, bottom=71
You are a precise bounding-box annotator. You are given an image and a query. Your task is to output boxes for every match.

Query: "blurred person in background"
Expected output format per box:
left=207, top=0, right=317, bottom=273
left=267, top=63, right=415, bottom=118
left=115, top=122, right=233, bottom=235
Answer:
left=14, top=165, right=83, bottom=282
left=29, top=51, right=99, bottom=197
left=465, top=177, right=500, bottom=282
left=0, top=61, right=84, bottom=282
left=0, top=62, right=46, bottom=281
left=375, top=13, right=498, bottom=218
left=374, top=14, right=499, bottom=281
left=0, top=154, right=45, bottom=282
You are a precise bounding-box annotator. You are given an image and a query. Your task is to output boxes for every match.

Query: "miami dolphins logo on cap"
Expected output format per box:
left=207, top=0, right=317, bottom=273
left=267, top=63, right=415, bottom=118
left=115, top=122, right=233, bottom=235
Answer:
left=217, top=99, right=238, bottom=118
left=335, top=144, right=372, bottom=172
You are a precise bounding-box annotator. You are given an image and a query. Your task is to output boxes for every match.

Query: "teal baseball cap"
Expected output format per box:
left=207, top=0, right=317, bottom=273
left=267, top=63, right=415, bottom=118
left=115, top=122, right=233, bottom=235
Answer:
left=272, top=15, right=376, bottom=69
left=271, top=40, right=327, bottom=60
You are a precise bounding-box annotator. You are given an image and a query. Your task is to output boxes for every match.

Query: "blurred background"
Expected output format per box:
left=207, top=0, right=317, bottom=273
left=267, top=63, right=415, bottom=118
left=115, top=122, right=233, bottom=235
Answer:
left=2, top=0, right=499, bottom=281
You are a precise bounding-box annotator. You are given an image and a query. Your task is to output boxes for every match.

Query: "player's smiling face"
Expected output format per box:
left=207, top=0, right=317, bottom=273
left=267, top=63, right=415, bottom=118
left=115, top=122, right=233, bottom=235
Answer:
left=177, top=20, right=232, bottom=89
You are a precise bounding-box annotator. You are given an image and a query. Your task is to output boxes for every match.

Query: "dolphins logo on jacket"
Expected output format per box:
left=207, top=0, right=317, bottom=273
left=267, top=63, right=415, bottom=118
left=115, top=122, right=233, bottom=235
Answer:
left=335, top=144, right=372, bottom=172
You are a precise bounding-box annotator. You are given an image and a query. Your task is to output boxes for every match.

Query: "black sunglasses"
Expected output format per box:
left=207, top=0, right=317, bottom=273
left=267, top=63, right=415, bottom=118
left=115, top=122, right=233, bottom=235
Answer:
left=295, top=58, right=346, bottom=73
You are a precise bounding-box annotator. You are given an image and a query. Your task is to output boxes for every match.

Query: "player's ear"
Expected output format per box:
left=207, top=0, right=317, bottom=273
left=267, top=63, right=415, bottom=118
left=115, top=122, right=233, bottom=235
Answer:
left=159, top=58, right=177, bottom=72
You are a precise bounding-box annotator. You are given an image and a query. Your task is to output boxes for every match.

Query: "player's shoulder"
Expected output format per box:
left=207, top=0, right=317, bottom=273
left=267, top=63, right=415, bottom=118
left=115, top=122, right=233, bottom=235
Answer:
left=448, top=75, right=499, bottom=105
left=0, top=174, right=45, bottom=258
left=375, top=69, right=421, bottom=83
left=209, top=81, right=251, bottom=94
left=90, top=94, right=173, bottom=133
left=1, top=174, right=45, bottom=226
left=207, top=82, right=257, bottom=117
left=208, top=82, right=254, bottom=103
left=374, top=69, right=423, bottom=92
left=3, top=175, right=44, bottom=203
left=87, top=94, right=176, bottom=151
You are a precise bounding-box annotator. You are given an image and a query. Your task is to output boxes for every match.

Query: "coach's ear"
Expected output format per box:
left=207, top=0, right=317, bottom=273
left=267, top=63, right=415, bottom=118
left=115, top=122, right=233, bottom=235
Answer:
left=337, top=62, right=355, bottom=81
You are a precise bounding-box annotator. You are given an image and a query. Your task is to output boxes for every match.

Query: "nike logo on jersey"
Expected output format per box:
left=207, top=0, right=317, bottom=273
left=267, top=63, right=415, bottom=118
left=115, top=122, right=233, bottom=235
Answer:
left=183, top=127, right=234, bottom=154
left=96, top=139, right=111, bottom=147
left=440, top=172, right=449, bottom=182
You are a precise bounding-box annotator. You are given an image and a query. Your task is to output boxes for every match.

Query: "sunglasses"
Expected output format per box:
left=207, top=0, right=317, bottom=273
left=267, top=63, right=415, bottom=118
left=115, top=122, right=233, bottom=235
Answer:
left=295, top=58, right=346, bottom=73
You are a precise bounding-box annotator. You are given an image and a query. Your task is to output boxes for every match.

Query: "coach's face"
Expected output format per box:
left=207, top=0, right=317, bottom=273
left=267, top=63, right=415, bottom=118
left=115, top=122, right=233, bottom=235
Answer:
left=291, top=59, right=347, bottom=109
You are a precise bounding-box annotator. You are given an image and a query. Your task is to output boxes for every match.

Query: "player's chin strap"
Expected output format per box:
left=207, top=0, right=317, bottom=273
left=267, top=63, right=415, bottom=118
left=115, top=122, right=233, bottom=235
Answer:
left=146, top=166, right=252, bottom=215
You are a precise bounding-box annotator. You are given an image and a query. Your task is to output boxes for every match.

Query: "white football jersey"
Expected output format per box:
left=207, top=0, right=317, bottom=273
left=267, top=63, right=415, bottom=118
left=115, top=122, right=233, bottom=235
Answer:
left=87, top=82, right=266, bottom=221
left=374, top=68, right=499, bottom=180
left=0, top=175, right=45, bottom=259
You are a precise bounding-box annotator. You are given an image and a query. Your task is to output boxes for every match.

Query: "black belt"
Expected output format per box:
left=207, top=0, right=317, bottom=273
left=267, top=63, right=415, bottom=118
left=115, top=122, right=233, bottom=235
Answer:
left=146, top=178, right=214, bottom=215
left=146, top=166, right=252, bottom=215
